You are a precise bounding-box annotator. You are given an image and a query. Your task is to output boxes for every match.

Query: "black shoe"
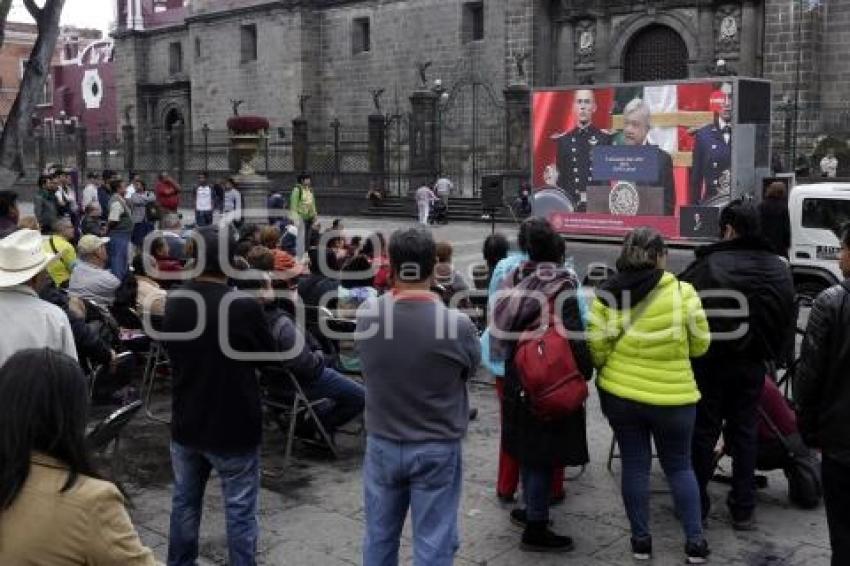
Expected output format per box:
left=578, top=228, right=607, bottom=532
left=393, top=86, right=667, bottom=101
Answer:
left=731, top=514, right=756, bottom=531
left=469, top=407, right=479, bottom=421
left=631, top=536, right=652, bottom=561
left=549, top=492, right=565, bottom=506
left=520, top=521, right=574, bottom=553
left=685, top=539, right=710, bottom=564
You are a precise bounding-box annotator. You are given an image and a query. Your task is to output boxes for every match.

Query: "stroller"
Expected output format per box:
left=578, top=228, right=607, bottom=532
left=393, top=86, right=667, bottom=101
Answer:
left=429, top=199, right=448, bottom=225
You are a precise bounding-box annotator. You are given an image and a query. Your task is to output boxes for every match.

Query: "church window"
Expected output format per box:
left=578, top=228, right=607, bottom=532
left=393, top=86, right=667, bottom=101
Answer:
left=462, top=2, right=484, bottom=43
left=241, top=24, right=258, bottom=63
left=169, top=42, right=183, bottom=74
left=353, top=17, right=371, bottom=54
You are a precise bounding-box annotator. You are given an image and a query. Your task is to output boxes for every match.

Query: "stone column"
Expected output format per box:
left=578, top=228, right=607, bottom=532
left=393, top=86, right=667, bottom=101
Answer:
left=292, top=117, right=308, bottom=173
left=698, top=4, right=715, bottom=76
left=122, top=123, right=135, bottom=173
left=504, top=84, right=530, bottom=173
left=368, top=114, right=386, bottom=178
left=408, top=90, right=438, bottom=193
left=594, top=16, right=612, bottom=82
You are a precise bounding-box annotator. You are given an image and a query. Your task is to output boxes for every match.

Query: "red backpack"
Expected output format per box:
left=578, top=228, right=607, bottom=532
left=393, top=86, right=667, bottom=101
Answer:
left=514, top=298, right=588, bottom=420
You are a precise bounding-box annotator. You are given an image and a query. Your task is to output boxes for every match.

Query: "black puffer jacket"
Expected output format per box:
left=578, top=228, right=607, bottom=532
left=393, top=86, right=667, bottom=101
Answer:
left=679, top=236, right=795, bottom=363
left=793, top=281, right=850, bottom=465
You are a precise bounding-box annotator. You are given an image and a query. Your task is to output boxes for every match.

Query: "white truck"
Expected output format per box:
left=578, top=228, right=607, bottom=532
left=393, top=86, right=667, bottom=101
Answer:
left=789, top=182, right=850, bottom=302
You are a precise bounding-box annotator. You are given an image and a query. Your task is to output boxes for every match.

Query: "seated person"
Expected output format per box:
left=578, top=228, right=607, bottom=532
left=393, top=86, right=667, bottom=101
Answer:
left=150, top=237, right=182, bottom=274
left=366, top=182, right=384, bottom=206
left=298, top=245, right=342, bottom=309
left=159, top=213, right=186, bottom=261
left=130, top=254, right=167, bottom=317
left=43, top=218, right=77, bottom=289
left=244, top=269, right=365, bottom=437
left=68, top=234, right=120, bottom=305
left=434, top=241, right=469, bottom=294
left=338, top=252, right=378, bottom=317
left=79, top=203, right=104, bottom=236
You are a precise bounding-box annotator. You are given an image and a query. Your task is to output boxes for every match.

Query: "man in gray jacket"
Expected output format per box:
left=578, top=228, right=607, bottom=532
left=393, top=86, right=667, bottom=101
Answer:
left=356, top=227, right=480, bottom=566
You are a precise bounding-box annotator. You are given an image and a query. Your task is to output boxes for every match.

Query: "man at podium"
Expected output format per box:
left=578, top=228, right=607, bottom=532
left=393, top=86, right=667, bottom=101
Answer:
left=620, top=98, right=676, bottom=216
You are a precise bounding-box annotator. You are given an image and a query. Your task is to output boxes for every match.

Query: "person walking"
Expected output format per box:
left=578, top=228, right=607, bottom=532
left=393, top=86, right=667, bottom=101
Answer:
left=794, top=221, right=850, bottom=566
left=156, top=172, right=181, bottom=216
left=588, top=227, right=711, bottom=563
left=223, top=177, right=243, bottom=225
left=105, top=178, right=133, bottom=281
left=680, top=200, right=795, bottom=530
left=356, top=227, right=480, bottom=566
left=491, top=217, right=592, bottom=552
left=290, top=173, right=318, bottom=254
left=415, top=184, right=437, bottom=225
left=162, top=226, right=277, bottom=566
left=194, top=172, right=214, bottom=227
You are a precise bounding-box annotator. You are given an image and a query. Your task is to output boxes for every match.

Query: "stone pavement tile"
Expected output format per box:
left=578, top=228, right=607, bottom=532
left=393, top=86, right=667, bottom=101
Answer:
left=784, top=542, right=832, bottom=566
left=263, top=540, right=358, bottom=566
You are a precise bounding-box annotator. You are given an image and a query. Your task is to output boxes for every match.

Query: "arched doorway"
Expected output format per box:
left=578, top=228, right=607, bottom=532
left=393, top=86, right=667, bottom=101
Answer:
left=624, top=25, right=688, bottom=82
left=163, top=107, right=185, bottom=171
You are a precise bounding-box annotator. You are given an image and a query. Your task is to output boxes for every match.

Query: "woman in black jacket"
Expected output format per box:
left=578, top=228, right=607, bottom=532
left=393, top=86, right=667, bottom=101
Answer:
left=758, top=182, right=791, bottom=258
left=491, top=217, right=593, bottom=553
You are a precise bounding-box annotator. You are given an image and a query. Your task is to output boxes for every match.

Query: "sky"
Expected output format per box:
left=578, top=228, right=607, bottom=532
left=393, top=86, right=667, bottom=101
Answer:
left=9, top=0, right=114, bottom=34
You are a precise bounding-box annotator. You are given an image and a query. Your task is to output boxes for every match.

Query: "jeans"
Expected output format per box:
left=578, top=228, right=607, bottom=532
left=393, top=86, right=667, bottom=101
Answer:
left=822, top=455, right=850, bottom=566
left=167, top=442, right=260, bottom=566
left=300, top=367, right=365, bottom=431
left=417, top=201, right=430, bottom=224
left=363, top=435, right=462, bottom=566
left=107, top=231, right=131, bottom=281
left=521, top=465, right=552, bottom=522
left=600, top=391, right=703, bottom=544
left=691, top=359, right=764, bottom=519
left=195, top=210, right=213, bottom=227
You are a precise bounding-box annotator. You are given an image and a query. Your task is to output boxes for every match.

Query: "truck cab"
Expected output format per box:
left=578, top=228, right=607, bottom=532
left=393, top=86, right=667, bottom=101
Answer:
left=789, top=183, right=850, bottom=302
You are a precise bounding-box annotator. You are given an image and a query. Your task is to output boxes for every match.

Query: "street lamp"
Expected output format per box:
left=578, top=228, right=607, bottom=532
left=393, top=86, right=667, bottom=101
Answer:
left=778, top=94, right=794, bottom=172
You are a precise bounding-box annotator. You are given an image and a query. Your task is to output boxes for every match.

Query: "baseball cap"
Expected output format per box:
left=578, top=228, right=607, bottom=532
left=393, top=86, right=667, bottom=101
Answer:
left=77, top=234, right=110, bottom=255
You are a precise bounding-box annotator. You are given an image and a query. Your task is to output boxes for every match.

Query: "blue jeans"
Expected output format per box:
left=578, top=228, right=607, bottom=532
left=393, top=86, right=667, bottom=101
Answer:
left=167, top=442, right=260, bottom=566
left=300, top=368, right=365, bottom=431
left=107, top=231, right=131, bottom=281
left=521, top=465, right=552, bottom=522
left=363, top=435, right=462, bottom=566
left=599, top=391, right=703, bottom=545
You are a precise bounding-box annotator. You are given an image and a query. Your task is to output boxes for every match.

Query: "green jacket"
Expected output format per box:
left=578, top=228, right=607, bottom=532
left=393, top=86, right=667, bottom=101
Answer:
left=289, top=183, right=317, bottom=221
left=588, top=271, right=710, bottom=406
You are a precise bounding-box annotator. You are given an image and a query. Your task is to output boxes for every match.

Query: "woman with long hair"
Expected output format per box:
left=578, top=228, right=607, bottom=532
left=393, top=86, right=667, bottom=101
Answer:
left=0, top=348, right=158, bottom=564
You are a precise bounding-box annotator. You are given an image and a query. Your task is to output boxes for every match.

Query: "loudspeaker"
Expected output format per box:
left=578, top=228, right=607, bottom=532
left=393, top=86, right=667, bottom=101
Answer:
left=481, top=175, right=503, bottom=209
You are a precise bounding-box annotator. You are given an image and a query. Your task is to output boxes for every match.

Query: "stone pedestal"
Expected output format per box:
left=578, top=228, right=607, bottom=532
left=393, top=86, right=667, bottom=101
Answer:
left=408, top=90, right=438, bottom=193
left=504, top=84, right=530, bottom=175
left=235, top=173, right=271, bottom=226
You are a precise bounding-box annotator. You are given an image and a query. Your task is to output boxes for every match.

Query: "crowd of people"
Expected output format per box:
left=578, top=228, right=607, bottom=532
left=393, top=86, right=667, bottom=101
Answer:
left=0, top=171, right=848, bottom=566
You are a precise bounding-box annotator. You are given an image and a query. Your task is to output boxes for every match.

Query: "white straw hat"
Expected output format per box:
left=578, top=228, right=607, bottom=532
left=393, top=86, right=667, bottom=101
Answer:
left=0, top=229, right=55, bottom=287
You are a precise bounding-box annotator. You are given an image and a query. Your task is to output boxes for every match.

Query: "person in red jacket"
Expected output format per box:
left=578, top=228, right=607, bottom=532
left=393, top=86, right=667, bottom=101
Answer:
left=155, top=172, right=181, bottom=214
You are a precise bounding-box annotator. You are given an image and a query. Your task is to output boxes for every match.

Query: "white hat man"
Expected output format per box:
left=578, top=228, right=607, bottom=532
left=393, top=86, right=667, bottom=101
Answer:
left=0, top=229, right=77, bottom=366
left=68, top=234, right=120, bottom=306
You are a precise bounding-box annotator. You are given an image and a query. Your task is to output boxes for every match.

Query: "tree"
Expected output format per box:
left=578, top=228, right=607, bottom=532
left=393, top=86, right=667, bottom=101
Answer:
left=0, top=0, right=66, bottom=186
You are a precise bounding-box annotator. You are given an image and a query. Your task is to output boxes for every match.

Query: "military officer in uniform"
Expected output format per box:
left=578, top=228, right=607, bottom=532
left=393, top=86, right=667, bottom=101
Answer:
left=550, top=89, right=612, bottom=212
left=690, top=83, right=733, bottom=205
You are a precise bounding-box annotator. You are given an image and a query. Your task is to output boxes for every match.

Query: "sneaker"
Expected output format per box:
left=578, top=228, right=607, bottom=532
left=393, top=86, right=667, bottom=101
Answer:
left=520, top=521, right=574, bottom=553
left=685, top=539, right=710, bottom=564
left=631, top=536, right=652, bottom=561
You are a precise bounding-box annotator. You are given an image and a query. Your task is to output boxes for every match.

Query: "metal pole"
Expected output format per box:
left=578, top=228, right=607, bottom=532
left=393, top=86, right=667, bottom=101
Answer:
left=202, top=123, right=209, bottom=174
left=57, top=128, right=64, bottom=168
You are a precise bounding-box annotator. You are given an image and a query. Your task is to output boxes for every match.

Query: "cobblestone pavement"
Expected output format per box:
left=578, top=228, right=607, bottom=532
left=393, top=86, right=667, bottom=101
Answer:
left=93, top=216, right=827, bottom=565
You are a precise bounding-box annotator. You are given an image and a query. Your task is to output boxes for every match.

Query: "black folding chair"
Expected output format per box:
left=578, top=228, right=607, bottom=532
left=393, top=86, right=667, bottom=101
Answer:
left=260, top=369, right=339, bottom=467
left=87, top=400, right=143, bottom=483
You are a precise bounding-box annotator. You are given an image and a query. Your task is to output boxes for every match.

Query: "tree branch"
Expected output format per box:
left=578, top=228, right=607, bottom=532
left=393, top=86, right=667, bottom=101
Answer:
left=23, top=0, right=41, bottom=20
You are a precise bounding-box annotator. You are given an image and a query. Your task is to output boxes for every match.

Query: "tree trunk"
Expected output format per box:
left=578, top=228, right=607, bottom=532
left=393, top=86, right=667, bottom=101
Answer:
left=0, top=0, right=66, bottom=186
left=0, top=0, right=14, bottom=49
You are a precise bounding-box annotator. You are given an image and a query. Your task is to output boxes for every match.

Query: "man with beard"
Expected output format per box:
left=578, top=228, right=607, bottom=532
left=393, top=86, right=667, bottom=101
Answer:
left=552, top=89, right=612, bottom=211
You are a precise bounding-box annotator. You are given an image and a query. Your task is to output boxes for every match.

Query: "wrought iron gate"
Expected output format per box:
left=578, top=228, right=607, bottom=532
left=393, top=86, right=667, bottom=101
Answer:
left=624, top=25, right=689, bottom=82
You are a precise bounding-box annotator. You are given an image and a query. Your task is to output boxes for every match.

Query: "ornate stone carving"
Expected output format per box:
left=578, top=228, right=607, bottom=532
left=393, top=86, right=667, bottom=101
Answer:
left=715, top=4, right=741, bottom=54
left=574, top=19, right=596, bottom=66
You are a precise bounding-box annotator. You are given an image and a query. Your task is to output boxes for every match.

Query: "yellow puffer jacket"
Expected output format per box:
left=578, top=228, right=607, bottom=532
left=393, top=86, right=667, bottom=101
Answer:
left=588, top=271, right=710, bottom=406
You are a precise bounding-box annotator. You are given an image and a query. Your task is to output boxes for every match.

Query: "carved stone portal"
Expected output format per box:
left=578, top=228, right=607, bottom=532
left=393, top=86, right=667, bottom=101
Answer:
left=715, top=4, right=741, bottom=54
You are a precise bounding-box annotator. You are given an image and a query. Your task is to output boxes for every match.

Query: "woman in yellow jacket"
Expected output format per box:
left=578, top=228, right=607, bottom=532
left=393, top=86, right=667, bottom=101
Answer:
left=588, top=227, right=711, bottom=564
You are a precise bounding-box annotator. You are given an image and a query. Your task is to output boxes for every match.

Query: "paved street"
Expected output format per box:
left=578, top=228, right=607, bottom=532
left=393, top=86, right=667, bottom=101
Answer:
left=100, top=216, right=831, bottom=566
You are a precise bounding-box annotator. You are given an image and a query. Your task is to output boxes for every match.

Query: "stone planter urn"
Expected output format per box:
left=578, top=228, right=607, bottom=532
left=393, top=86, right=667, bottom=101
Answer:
left=227, top=115, right=270, bottom=176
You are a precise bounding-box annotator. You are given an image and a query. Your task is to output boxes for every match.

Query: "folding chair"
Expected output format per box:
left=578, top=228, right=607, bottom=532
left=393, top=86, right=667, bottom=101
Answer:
left=260, top=369, right=339, bottom=468
left=303, top=305, right=361, bottom=377
left=87, top=400, right=143, bottom=484
left=140, top=340, right=171, bottom=424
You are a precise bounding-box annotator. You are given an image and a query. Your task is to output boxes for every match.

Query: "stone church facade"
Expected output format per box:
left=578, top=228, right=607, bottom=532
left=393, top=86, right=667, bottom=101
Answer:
left=113, top=0, right=849, bottom=172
